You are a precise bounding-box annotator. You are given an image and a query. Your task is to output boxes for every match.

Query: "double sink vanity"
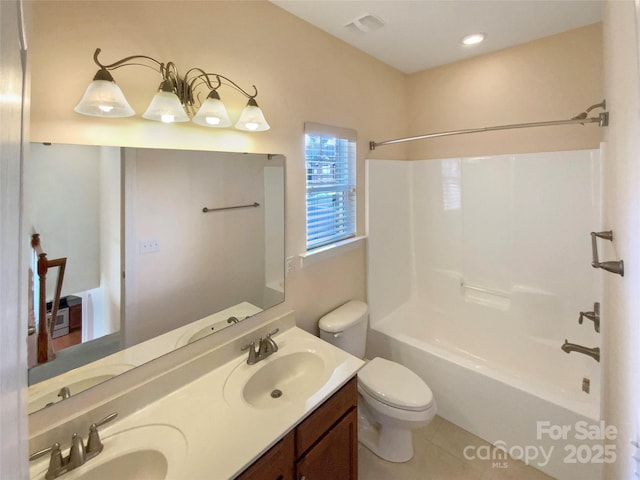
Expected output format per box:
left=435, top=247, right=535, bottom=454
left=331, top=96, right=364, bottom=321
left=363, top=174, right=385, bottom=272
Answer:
left=28, top=312, right=364, bottom=479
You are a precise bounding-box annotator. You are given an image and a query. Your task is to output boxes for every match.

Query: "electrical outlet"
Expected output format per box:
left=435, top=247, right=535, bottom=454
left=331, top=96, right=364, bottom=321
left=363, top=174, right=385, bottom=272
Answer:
left=139, top=238, right=160, bottom=254
left=285, top=256, right=295, bottom=276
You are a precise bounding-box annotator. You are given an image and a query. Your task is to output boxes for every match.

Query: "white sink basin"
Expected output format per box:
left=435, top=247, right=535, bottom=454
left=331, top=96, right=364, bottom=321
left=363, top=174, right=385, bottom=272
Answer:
left=173, top=302, right=263, bottom=349
left=177, top=319, right=233, bottom=347
left=28, top=364, right=134, bottom=414
left=242, top=351, right=325, bottom=407
left=224, top=334, right=339, bottom=409
left=63, top=450, right=168, bottom=480
left=30, top=424, right=187, bottom=480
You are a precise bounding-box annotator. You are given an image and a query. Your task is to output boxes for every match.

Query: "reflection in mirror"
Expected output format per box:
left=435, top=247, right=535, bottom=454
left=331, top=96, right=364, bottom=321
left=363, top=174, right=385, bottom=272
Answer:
left=26, top=144, right=285, bottom=413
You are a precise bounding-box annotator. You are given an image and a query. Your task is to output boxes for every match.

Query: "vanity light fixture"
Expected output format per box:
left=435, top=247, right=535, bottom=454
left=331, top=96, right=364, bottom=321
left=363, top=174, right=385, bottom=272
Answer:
left=461, top=32, right=486, bottom=46
left=74, top=48, right=270, bottom=131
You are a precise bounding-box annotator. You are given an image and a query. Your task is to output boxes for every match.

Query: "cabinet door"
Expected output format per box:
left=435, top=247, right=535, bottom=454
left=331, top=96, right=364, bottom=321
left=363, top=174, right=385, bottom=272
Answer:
left=296, top=408, right=357, bottom=480
left=68, top=304, right=82, bottom=330
left=235, top=432, right=295, bottom=480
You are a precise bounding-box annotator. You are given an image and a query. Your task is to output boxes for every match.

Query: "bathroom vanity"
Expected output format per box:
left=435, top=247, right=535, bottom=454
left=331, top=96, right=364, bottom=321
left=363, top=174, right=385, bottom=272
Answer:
left=28, top=312, right=364, bottom=480
left=236, top=377, right=358, bottom=480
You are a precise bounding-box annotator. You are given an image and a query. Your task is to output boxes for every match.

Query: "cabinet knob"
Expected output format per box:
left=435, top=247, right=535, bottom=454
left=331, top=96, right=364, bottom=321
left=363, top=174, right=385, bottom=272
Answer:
left=300, top=477, right=307, bottom=480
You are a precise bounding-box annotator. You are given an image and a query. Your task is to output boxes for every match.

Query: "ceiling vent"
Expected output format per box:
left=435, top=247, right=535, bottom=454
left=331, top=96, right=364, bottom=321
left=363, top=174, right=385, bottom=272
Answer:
left=345, top=13, right=385, bottom=33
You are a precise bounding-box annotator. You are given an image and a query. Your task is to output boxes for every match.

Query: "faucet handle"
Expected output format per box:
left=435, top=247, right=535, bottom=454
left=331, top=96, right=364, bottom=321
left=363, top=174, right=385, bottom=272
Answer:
left=86, top=412, right=118, bottom=454
left=93, top=412, right=118, bottom=428
left=30, top=443, right=64, bottom=479
left=578, top=312, right=588, bottom=325
left=578, top=302, right=600, bottom=332
left=267, top=328, right=279, bottom=338
left=29, top=442, right=61, bottom=462
left=241, top=340, right=257, bottom=355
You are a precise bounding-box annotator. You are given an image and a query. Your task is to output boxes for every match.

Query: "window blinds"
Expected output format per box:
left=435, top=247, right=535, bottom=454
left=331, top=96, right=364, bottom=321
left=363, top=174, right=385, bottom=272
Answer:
left=304, top=122, right=357, bottom=250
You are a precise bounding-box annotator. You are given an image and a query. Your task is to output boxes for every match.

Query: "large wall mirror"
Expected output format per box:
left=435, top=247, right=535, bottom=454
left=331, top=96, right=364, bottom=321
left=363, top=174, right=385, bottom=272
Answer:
left=26, top=144, right=285, bottom=413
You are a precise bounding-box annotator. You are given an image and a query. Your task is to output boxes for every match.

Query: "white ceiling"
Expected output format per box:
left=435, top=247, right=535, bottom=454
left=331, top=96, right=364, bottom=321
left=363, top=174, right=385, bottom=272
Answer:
left=271, top=1, right=603, bottom=74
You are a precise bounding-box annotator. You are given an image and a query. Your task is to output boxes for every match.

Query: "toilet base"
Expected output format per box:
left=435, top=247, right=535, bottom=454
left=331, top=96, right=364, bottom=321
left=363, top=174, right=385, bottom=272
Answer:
left=358, top=417, right=414, bottom=463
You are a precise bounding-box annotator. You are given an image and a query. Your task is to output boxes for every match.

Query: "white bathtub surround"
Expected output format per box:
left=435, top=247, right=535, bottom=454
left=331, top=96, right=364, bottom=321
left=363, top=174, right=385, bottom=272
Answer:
left=366, top=149, right=604, bottom=480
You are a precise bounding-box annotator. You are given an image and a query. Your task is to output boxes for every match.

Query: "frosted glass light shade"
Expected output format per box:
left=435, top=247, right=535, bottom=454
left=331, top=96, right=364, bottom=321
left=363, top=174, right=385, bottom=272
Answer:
left=235, top=98, right=270, bottom=132
left=142, top=91, right=189, bottom=123
left=74, top=80, right=135, bottom=117
left=192, top=97, right=232, bottom=128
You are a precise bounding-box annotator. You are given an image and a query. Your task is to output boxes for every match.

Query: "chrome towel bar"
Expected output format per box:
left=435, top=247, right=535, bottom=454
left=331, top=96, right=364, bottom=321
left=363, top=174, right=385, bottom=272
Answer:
left=202, top=202, right=260, bottom=213
left=591, top=231, right=624, bottom=277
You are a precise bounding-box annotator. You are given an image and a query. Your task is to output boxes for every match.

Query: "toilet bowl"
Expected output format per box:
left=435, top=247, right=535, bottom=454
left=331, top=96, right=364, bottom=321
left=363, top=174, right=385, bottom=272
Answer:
left=318, top=301, right=437, bottom=462
left=357, top=357, right=436, bottom=462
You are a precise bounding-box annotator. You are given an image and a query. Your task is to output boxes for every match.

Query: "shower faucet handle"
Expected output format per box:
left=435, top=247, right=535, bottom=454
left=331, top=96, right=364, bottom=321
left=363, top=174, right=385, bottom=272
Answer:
left=578, top=302, right=600, bottom=333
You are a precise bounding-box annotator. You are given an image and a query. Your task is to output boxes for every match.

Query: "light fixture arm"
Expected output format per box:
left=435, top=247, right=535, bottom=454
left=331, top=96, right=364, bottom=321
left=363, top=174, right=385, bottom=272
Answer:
left=186, top=69, right=258, bottom=100
left=90, top=48, right=260, bottom=104
left=217, top=75, right=258, bottom=100
left=92, top=47, right=164, bottom=73
left=186, top=68, right=222, bottom=91
left=76, top=48, right=270, bottom=131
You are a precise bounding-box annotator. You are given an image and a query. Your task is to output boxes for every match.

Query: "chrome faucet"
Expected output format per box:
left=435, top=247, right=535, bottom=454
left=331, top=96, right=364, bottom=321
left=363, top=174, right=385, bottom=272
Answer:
left=29, top=412, right=117, bottom=480
left=578, top=302, right=600, bottom=333
left=227, top=316, right=240, bottom=324
left=58, top=386, right=71, bottom=400
left=45, top=386, right=72, bottom=408
left=260, top=331, right=279, bottom=356
left=241, top=329, right=279, bottom=365
left=561, top=340, right=600, bottom=362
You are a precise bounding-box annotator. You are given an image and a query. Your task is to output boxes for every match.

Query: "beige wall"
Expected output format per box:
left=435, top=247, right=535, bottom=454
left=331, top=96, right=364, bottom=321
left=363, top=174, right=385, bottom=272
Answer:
left=124, top=149, right=271, bottom=345
left=406, top=23, right=604, bottom=159
left=602, top=2, right=640, bottom=479
left=28, top=2, right=607, bottom=338
left=28, top=143, right=101, bottom=297
left=28, top=0, right=408, bottom=333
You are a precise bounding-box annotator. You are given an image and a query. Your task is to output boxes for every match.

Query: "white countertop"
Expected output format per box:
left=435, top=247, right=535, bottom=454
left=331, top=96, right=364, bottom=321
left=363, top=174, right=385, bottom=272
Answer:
left=29, top=322, right=364, bottom=480
left=28, top=302, right=263, bottom=414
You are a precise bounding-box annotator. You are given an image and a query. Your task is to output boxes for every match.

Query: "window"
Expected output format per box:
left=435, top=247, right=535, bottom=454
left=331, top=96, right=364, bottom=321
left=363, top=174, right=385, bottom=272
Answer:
left=304, top=122, right=356, bottom=250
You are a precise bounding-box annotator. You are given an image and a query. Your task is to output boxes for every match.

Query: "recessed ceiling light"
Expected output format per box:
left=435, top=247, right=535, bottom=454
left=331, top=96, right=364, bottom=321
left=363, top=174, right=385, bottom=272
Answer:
left=461, top=33, right=486, bottom=46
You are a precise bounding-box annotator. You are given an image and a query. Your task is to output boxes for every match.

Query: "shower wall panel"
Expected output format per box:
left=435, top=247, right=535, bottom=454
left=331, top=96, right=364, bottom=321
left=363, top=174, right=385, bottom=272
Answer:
left=365, top=160, right=413, bottom=322
left=367, top=149, right=602, bottom=335
left=461, top=156, right=514, bottom=296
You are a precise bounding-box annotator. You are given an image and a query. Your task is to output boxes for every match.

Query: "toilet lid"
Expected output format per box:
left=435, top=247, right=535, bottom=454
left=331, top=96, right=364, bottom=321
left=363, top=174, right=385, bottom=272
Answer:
left=358, top=357, right=433, bottom=412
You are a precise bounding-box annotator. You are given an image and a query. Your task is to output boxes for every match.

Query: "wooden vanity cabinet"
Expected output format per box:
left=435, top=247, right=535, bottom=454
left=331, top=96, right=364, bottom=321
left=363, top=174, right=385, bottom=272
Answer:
left=296, top=408, right=357, bottom=480
left=235, top=433, right=295, bottom=480
left=235, top=376, right=358, bottom=480
left=68, top=301, right=82, bottom=331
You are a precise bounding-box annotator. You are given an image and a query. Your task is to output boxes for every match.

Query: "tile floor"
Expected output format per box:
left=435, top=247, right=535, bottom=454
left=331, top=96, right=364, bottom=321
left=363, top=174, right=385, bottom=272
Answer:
left=358, top=415, right=556, bottom=480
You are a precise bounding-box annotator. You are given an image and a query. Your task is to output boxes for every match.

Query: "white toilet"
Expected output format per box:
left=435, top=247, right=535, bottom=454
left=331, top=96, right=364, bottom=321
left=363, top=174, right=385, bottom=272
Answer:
left=319, top=300, right=436, bottom=463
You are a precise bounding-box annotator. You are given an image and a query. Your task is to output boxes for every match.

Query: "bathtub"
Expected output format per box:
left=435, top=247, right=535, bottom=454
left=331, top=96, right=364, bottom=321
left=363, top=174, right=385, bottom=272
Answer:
left=366, top=298, right=604, bottom=480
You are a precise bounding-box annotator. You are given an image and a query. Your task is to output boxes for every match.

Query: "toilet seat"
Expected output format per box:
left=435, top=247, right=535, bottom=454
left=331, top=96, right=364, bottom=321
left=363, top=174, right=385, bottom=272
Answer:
left=358, top=357, right=434, bottom=412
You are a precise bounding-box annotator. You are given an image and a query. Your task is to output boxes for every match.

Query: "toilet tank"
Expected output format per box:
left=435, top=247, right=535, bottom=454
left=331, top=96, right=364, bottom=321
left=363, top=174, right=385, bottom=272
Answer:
left=318, top=300, right=368, bottom=359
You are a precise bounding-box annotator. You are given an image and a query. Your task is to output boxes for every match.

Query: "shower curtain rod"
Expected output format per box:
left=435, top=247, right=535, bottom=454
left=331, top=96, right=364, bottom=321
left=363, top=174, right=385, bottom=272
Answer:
left=369, top=101, right=609, bottom=151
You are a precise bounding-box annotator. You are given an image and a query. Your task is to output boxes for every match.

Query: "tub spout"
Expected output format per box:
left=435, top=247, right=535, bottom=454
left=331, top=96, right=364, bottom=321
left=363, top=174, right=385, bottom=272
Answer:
left=561, top=339, right=600, bottom=362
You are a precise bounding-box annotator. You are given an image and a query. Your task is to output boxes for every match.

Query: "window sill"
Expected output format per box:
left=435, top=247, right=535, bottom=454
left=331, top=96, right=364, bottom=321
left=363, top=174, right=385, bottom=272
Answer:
left=299, top=236, right=367, bottom=269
